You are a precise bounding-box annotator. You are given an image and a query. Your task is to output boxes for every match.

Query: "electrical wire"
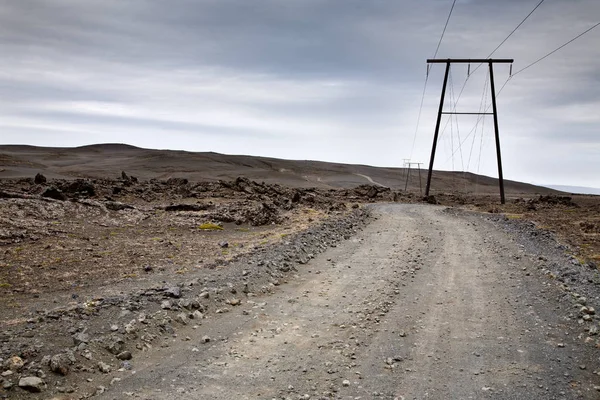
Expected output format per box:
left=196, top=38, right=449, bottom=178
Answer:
left=486, top=0, right=546, bottom=59
left=447, top=0, right=547, bottom=116
left=433, top=0, right=458, bottom=59
left=512, top=21, right=600, bottom=76
left=442, top=76, right=511, bottom=166
left=409, top=0, right=458, bottom=159
left=409, top=72, right=430, bottom=159
left=467, top=70, right=490, bottom=170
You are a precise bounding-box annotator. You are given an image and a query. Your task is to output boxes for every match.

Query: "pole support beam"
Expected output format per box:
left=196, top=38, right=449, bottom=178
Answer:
left=488, top=62, right=506, bottom=204
left=425, top=61, right=450, bottom=197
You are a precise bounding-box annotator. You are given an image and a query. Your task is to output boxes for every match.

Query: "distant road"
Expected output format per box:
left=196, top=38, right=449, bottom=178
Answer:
left=354, top=173, right=387, bottom=187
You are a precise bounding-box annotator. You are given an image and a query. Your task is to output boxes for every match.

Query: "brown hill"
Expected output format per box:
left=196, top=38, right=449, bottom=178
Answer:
left=0, top=143, right=557, bottom=195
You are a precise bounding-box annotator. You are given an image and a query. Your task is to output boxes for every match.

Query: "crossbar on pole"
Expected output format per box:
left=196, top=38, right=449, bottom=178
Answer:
left=427, top=59, right=514, bottom=63
left=441, top=112, right=494, bottom=115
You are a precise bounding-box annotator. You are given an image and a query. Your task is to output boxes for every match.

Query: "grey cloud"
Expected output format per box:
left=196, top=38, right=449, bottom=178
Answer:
left=0, top=0, right=599, bottom=186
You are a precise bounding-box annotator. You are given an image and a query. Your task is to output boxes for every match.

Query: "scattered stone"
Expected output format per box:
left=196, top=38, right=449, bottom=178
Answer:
left=191, top=310, right=204, bottom=320
left=176, top=312, right=188, bottom=325
left=178, top=299, right=192, bottom=310
left=589, top=325, right=598, bottom=335
left=227, top=298, right=241, bottom=306
left=98, top=361, right=111, bottom=373
left=72, top=332, right=89, bottom=346
left=164, top=286, right=182, bottom=298
left=218, top=241, right=229, bottom=248
left=34, top=173, right=47, bottom=184
left=18, top=376, right=44, bottom=392
left=50, top=354, right=70, bottom=376
left=110, top=377, right=121, bottom=385
left=125, top=320, right=137, bottom=334
left=42, top=187, right=67, bottom=201
left=161, top=300, right=172, bottom=310
left=342, top=380, right=350, bottom=387
left=4, top=355, right=24, bottom=371
left=201, top=335, right=211, bottom=343
left=116, top=351, right=132, bottom=361
left=106, top=337, right=125, bottom=355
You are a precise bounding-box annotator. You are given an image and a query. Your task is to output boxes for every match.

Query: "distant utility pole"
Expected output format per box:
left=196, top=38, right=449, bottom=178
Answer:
left=404, top=161, right=424, bottom=195
left=401, top=159, right=411, bottom=184
left=424, top=58, right=513, bottom=204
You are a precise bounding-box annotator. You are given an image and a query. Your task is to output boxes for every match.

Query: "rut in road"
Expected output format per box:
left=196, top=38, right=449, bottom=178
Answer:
left=101, top=204, right=599, bottom=400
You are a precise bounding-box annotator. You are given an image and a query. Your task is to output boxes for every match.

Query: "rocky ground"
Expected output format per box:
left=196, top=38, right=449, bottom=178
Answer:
left=0, top=174, right=400, bottom=398
left=0, top=175, right=599, bottom=399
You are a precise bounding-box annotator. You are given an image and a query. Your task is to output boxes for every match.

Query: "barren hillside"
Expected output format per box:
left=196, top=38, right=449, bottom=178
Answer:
left=0, top=143, right=557, bottom=196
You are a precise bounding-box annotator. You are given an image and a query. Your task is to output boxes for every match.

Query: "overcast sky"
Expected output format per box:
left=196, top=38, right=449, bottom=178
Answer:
left=1, top=0, right=599, bottom=187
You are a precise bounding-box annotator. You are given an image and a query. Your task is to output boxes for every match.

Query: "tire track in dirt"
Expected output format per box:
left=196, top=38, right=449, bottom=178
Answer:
left=96, top=204, right=599, bottom=400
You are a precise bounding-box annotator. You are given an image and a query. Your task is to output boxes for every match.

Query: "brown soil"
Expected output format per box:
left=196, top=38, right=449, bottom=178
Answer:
left=0, top=176, right=402, bottom=314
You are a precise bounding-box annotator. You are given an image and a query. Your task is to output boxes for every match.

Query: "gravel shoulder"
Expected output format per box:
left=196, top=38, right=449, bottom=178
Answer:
left=90, top=204, right=600, bottom=399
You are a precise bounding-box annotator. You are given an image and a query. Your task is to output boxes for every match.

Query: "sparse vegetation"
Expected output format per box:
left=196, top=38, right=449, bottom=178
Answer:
left=198, top=222, right=224, bottom=230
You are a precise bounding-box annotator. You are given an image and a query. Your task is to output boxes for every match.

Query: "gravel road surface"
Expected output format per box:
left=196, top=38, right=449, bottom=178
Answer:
left=98, top=204, right=599, bottom=400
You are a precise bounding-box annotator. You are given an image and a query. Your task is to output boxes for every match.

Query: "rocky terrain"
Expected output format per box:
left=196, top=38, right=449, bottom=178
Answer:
left=0, top=172, right=401, bottom=398
left=0, top=168, right=599, bottom=399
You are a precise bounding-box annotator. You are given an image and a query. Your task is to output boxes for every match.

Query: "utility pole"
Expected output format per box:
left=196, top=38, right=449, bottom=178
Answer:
left=404, top=162, right=424, bottom=195
left=424, top=58, right=513, bottom=204
left=402, top=159, right=411, bottom=186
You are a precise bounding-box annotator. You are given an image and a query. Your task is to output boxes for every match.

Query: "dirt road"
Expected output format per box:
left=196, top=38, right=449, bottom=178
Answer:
left=98, top=204, right=599, bottom=399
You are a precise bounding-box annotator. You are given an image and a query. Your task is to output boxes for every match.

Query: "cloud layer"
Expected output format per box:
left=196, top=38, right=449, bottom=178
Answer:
left=1, top=0, right=599, bottom=186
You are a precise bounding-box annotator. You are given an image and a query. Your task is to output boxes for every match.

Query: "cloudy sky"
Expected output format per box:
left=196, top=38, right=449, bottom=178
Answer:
left=1, top=0, right=599, bottom=187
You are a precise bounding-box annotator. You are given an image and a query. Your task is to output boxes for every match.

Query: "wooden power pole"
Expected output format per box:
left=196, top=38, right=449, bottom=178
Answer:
left=424, top=59, right=513, bottom=204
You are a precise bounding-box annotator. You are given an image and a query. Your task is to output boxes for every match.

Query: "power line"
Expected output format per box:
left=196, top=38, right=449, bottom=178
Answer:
left=486, top=0, right=546, bottom=59
left=409, top=0, right=458, bottom=159
left=450, top=19, right=599, bottom=176
left=433, top=0, right=458, bottom=59
left=442, top=76, right=511, bottom=166
left=512, top=21, right=600, bottom=76
left=449, top=0, right=547, bottom=113
left=409, top=72, right=430, bottom=159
